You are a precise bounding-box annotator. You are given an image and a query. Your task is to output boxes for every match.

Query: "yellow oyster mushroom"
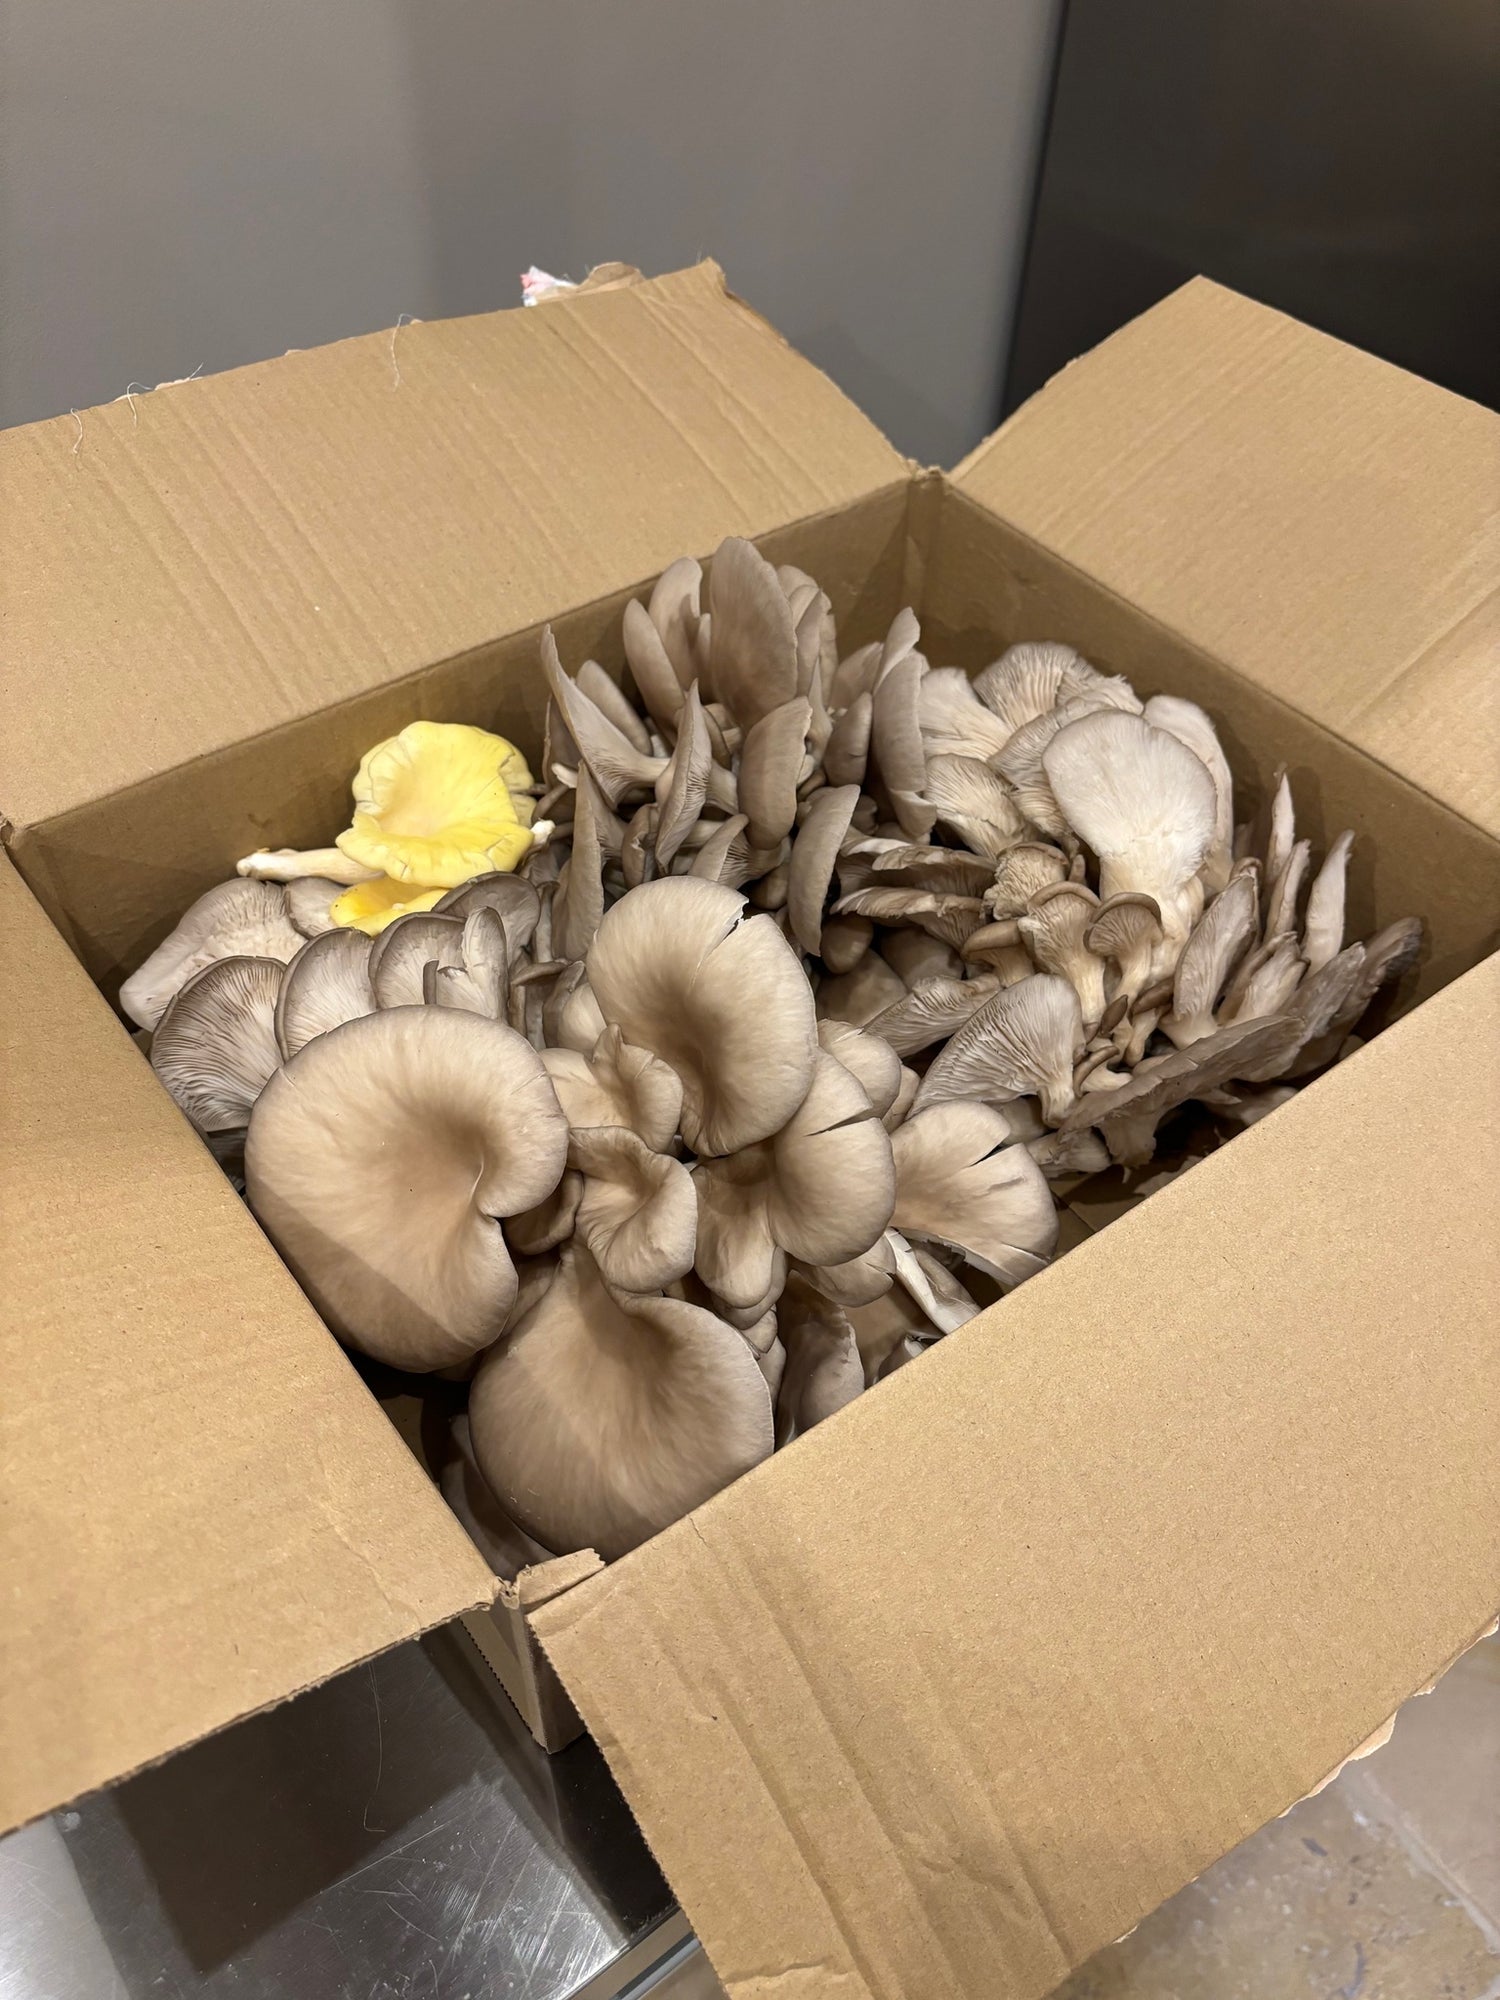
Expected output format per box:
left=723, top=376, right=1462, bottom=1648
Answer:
left=331, top=877, right=447, bottom=936
left=335, top=723, right=536, bottom=890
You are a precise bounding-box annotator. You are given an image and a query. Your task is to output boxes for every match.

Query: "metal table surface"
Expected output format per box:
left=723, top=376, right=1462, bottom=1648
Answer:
left=0, top=1623, right=695, bottom=2000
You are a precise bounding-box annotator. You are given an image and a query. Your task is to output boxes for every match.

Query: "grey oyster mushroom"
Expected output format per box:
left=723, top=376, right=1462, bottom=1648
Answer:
left=274, top=927, right=377, bottom=1058
left=122, top=878, right=304, bottom=1030
left=467, top=1243, right=773, bottom=1560
left=151, top=955, right=285, bottom=1132
left=245, top=1007, right=569, bottom=1370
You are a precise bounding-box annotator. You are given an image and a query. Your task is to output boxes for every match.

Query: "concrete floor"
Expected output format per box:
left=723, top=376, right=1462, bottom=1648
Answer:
left=660, top=1635, right=1500, bottom=1999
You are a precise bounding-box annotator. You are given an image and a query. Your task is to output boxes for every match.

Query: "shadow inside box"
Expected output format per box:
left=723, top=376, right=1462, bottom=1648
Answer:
left=66, top=1607, right=666, bottom=1984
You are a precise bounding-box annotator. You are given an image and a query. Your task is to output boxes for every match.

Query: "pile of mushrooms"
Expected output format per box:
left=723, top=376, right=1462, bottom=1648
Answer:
left=127, top=536, right=1422, bottom=1564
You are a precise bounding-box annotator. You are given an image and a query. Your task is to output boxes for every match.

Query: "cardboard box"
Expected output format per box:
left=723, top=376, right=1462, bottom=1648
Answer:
left=1, top=263, right=1496, bottom=1999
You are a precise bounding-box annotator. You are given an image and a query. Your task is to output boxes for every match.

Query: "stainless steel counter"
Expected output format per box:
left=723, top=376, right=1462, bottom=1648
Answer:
left=0, top=1624, right=695, bottom=2000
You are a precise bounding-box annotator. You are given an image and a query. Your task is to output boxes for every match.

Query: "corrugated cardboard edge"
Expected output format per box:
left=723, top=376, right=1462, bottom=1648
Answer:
left=462, top=1552, right=604, bottom=1752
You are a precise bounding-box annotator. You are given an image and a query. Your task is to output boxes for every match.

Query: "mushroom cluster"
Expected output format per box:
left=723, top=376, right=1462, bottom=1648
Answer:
left=131, top=536, right=1422, bottom=1563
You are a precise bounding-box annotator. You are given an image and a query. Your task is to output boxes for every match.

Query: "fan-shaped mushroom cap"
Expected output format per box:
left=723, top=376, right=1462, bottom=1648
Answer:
left=622, top=594, right=687, bottom=733
left=542, top=963, right=608, bottom=1052
left=649, top=556, right=707, bottom=691
left=917, top=666, right=1015, bottom=761
left=1221, top=936, right=1305, bottom=1024
left=879, top=928, right=964, bottom=988
left=987, top=842, right=1069, bottom=918
left=787, top=784, right=862, bottom=956
left=915, top=974, right=1084, bottom=1125
left=793, top=1230, right=897, bottom=1309
left=426, top=908, right=508, bottom=1019
left=774, top=1276, right=864, bottom=1445
left=552, top=764, right=613, bottom=963
left=923, top=755, right=1029, bottom=858
left=884, top=1232, right=978, bottom=1335
left=587, top=877, right=817, bottom=1157
left=823, top=690, right=874, bottom=788
left=865, top=973, right=1002, bottom=1057
left=972, top=641, right=1139, bottom=739
left=1026, top=1126, right=1111, bottom=1179
left=541, top=628, right=663, bottom=806
left=245, top=1007, right=567, bottom=1369
left=692, top=1051, right=896, bottom=1308
left=569, top=1125, right=697, bottom=1293
left=891, top=1102, right=1058, bottom=1285
left=1284, top=920, right=1422, bottom=1077
left=505, top=1171, right=584, bottom=1257
left=739, top=696, right=812, bottom=851
left=122, top=879, right=303, bottom=1031
left=152, top=956, right=285, bottom=1132
left=1302, top=830, right=1354, bottom=973
left=274, top=927, right=376, bottom=1059
left=1163, top=870, right=1259, bottom=1048
left=1043, top=711, right=1216, bottom=962
left=869, top=616, right=934, bottom=839
left=1066, top=1012, right=1305, bottom=1166
left=1085, top=893, right=1163, bottom=1009
left=867, top=844, right=996, bottom=897
left=815, top=915, right=870, bottom=973
left=1264, top=838, right=1312, bottom=946
left=815, top=1017, right=903, bottom=1116
left=1264, top=771, right=1296, bottom=887
left=832, top=886, right=985, bottom=953
left=1143, top=694, right=1235, bottom=895
left=707, top=536, right=798, bottom=730
left=1018, top=881, right=1107, bottom=1031
left=541, top=1024, right=684, bottom=1151
left=284, top=876, right=345, bottom=938
left=653, top=681, right=714, bottom=865
left=367, top=910, right=465, bottom=1009
left=433, top=872, right=542, bottom=955
left=468, top=1243, right=773, bottom=1560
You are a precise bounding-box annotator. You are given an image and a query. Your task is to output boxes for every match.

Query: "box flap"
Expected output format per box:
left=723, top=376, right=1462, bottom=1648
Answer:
left=0, top=854, right=496, bottom=1835
left=953, top=280, right=1500, bottom=837
left=534, top=953, right=1500, bottom=2000
left=0, top=261, right=905, bottom=833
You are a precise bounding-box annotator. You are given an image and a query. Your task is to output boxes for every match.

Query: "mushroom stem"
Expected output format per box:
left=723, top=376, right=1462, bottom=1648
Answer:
left=238, top=847, right=381, bottom=885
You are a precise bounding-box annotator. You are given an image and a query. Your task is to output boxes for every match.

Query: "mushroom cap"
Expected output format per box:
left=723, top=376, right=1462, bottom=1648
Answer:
left=1165, top=870, right=1259, bottom=1046
left=923, top=755, right=1030, bottom=858
left=541, top=1023, right=684, bottom=1150
left=337, top=721, right=534, bottom=886
left=427, top=907, right=509, bottom=1019
left=739, top=695, right=812, bottom=851
left=1017, top=881, right=1105, bottom=1026
left=587, top=876, right=817, bottom=1157
left=864, top=973, right=1002, bottom=1058
left=1302, top=830, right=1355, bottom=973
left=986, top=842, right=1070, bottom=917
left=274, top=926, right=377, bottom=1059
left=648, top=555, right=706, bottom=691
left=121, top=878, right=303, bottom=1030
left=468, top=1244, right=773, bottom=1560
left=815, top=1017, right=903, bottom=1117
left=818, top=914, right=874, bottom=974
left=787, top=783, right=861, bottom=957
left=917, top=667, right=1015, bottom=762
left=434, top=872, right=542, bottom=955
left=692, top=1051, right=896, bottom=1307
left=879, top=928, right=965, bottom=988
left=707, top=536, right=799, bottom=730
left=284, top=876, right=345, bottom=938
left=151, top=955, right=285, bottom=1132
left=622, top=593, right=687, bottom=732
left=774, top=1276, right=864, bottom=1445
left=823, top=690, right=874, bottom=787
left=814, top=951, right=908, bottom=1027
left=245, top=1007, right=568, bottom=1369
left=1143, top=693, right=1235, bottom=892
left=1042, top=710, right=1217, bottom=932
left=329, top=877, right=448, bottom=935
left=867, top=844, right=996, bottom=897
left=915, top=974, right=1084, bottom=1125
left=570, top=1125, right=698, bottom=1293
left=1085, top=892, right=1163, bottom=974
left=367, top=910, right=465, bottom=1009
left=653, top=680, right=714, bottom=865
left=891, top=1102, right=1058, bottom=1285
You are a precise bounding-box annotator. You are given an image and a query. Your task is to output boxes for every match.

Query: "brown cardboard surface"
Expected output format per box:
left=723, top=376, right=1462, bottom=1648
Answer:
left=953, top=279, right=1500, bottom=838
left=535, top=952, right=1500, bottom=2000
left=0, top=260, right=904, bottom=835
left=0, top=854, right=496, bottom=1833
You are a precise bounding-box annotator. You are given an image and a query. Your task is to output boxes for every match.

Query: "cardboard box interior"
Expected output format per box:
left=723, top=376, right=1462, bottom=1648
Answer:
left=3, top=264, right=1496, bottom=1997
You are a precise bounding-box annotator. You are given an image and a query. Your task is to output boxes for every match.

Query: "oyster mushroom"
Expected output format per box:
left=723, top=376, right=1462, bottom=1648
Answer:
left=818, top=915, right=873, bottom=972
left=739, top=696, right=812, bottom=850
left=692, top=1051, right=896, bottom=1309
left=865, top=974, right=1002, bottom=1058
left=923, top=755, right=1030, bottom=859
left=587, top=877, right=817, bottom=1157
left=1162, top=870, right=1259, bottom=1048
left=1042, top=710, right=1217, bottom=968
left=648, top=555, right=708, bottom=692
left=425, top=909, right=509, bottom=1019
left=367, top=910, right=464, bottom=1009
left=787, top=784, right=862, bottom=956
left=1018, top=881, right=1107, bottom=1030
left=972, top=641, right=1139, bottom=738
left=467, top=1243, right=773, bottom=1560
left=915, top=975, right=1085, bottom=1125
left=774, top=1276, right=865, bottom=1444
left=274, top=927, right=377, bottom=1058
left=284, top=877, right=346, bottom=939
left=823, top=690, right=874, bottom=787
left=1085, top=893, right=1163, bottom=1012
left=1302, top=831, right=1355, bottom=973
left=846, top=1283, right=935, bottom=1386
left=1143, top=694, right=1235, bottom=895
left=707, top=536, right=799, bottom=731
left=151, top=956, right=285, bottom=1132
left=986, top=843, right=1070, bottom=918
left=815, top=950, right=908, bottom=1026
left=433, top=872, right=542, bottom=955
left=815, top=1017, right=903, bottom=1117
left=541, top=1024, right=684, bottom=1150
left=885, top=1232, right=980, bottom=1335
left=1264, top=839, right=1312, bottom=943
left=653, top=680, right=713, bottom=865
left=245, top=1006, right=568, bottom=1369
left=890, top=1101, right=1058, bottom=1285
left=621, top=595, right=686, bottom=734
left=121, top=879, right=304, bottom=1031
left=569, top=1125, right=698, bottom=1293
left=916, top=666, right=1015, bottom=762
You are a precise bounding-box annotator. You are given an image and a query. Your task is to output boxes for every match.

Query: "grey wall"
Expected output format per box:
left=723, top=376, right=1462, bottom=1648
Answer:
left=0, top=0, right=1058, bottom=464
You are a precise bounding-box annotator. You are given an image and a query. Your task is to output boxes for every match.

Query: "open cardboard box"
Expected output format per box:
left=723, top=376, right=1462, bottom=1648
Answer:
left=2, top=263, right=1497, bottom=1999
